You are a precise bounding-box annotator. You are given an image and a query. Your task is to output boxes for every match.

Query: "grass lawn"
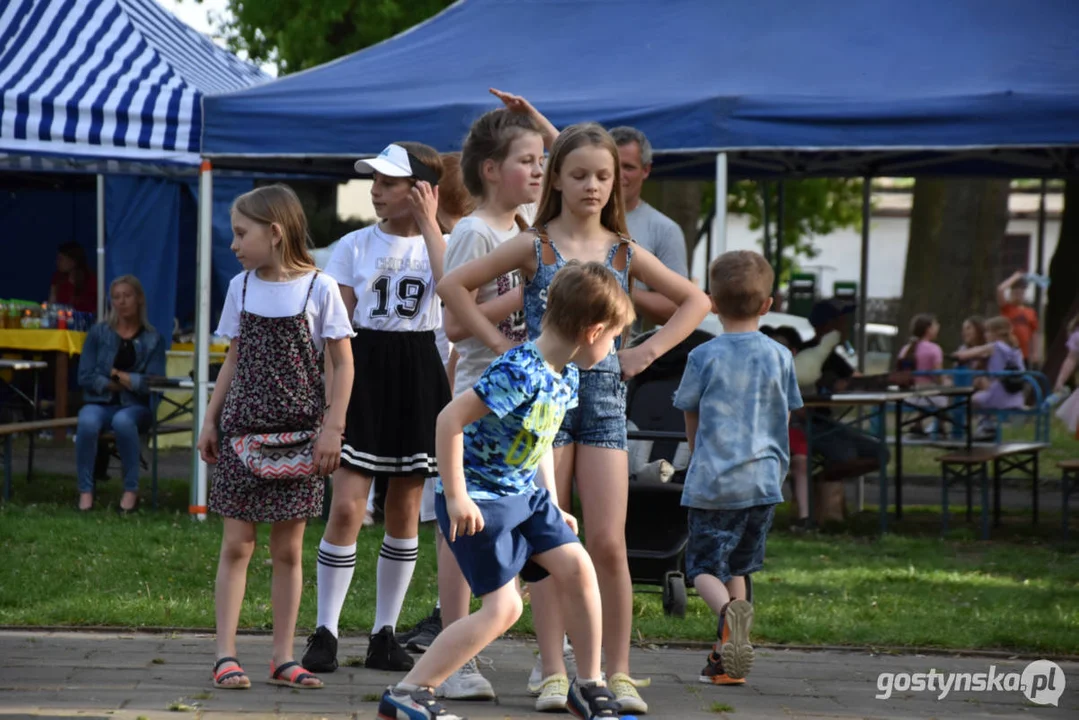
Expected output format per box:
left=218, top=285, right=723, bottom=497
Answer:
left=2, top=471, right=1078, bottom=655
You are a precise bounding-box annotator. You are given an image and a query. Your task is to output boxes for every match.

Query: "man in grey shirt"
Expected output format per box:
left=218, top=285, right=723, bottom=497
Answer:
left=610, top=126, right=688, bottom=326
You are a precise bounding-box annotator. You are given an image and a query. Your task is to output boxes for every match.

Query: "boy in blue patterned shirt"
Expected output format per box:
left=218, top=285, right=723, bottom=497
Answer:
left=379, top=262, right=637, bottom=720
left=673, top=250, right=803, bottom=687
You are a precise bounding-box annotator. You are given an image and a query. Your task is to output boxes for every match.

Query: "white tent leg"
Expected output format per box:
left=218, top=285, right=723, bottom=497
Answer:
left=857, top=176, right=871, bottom=372
left=710, top=153, right=728, bottom=265
left=96, top=175, right=105, bottom=319
left=191, top=160, right=213, bottom=521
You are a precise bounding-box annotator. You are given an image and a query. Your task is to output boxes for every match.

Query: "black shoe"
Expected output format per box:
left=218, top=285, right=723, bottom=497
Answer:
left=405, top=607, right=442, bottom=653
left=366, top=625, right=414, bottom=671
left=566, top=679, right=625, bottom=719
left=396, top=605, right=440, bottom=645
left=302, top=625, right=339, bottom=673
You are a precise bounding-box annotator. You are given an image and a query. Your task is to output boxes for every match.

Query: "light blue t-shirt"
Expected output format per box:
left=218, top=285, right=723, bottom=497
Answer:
left=673, top=332, right=804, bottom=510
left=437, top=342, right=579, bottom=500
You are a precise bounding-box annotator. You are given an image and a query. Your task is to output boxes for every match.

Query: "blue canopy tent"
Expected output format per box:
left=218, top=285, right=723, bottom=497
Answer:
left=202, top=0, right=1079, bottom=179
left=0, top=0, right=267, bottom=342
left=197, top=0, right=1079, bottom=519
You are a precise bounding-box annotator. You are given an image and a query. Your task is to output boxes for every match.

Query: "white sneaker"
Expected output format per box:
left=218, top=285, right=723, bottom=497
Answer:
left=436, top=658, right=496, bottom=700
left=533, top=673, right=569, bottom=712
left=527, top=639, right=577, bottom=695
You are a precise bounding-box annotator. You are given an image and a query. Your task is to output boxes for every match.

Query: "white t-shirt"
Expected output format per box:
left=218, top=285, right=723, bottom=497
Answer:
left=324, top=224, right=441, bottom=332
left=215, top=271, right=355, bottom=351
left=444, top=215, right=528, bottom=397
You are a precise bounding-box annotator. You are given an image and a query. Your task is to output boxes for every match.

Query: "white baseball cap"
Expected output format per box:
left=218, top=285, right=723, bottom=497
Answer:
left=354, top=143, right=439, bottom=185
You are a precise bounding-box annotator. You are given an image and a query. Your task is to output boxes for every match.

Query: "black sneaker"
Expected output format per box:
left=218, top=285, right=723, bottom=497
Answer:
left=366, top=625, right=415, bottom=671
left=302, top=625, right=338, bottom=673
left=396, top=605, right=441, bottom=649
left=406, top=607, right=442, bottom=653
left=566, top=679, right=629, bottom=720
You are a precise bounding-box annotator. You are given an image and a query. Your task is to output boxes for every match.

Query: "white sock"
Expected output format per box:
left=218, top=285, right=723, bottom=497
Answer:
left=435, top=598, right=441, bottom=611
left=373, top=533, right=419, bottom=633
left=316, top=539, right=356, bottom=637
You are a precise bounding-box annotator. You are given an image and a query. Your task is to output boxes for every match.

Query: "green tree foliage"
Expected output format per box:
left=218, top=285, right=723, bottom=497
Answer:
left=701, top=179, right=864, bottom=283
left=204, top=0, right=454, bottom=74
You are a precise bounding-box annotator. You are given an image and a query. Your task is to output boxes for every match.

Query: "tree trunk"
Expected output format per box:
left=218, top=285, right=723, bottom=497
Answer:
left=641, top=180, right=703, bottom=278
left=896, top=179, right=1010, bottom=359
left=1043, top=179, right=1079, bottom=383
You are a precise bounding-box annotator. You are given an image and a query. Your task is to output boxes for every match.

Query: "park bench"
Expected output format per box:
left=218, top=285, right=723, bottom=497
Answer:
left=1060, top=460, right=1079, bottom=540
left=1, top=417, right=79, bottom=501
left=937, top=442, right=1049, bottom=540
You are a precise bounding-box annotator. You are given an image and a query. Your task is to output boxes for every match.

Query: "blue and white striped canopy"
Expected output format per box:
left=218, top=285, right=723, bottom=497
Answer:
left=0, top=0, right=268, bottom=167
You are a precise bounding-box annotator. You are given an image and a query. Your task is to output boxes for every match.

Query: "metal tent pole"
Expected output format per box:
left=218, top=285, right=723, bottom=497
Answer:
left=191, top=160, right=213, bottom=522
left=96, top=175, right=105, bottom=319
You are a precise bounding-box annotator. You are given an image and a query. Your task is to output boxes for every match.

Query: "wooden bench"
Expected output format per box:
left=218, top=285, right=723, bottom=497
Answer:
left=1060, top=460, right=1079, bottom=540
left=1, top=418, right=79, bottom=501
left=937, top=442, right=1049, bottom=539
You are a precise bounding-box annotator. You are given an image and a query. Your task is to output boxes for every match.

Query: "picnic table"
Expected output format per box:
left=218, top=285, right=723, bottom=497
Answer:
left=801, top=385, right=975, bottom=533
left=0, top=330, right=85, bottom=440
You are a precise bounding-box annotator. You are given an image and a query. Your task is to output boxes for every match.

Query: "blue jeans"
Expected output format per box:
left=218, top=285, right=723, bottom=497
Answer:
left=76, top=403, right=152, bottom=493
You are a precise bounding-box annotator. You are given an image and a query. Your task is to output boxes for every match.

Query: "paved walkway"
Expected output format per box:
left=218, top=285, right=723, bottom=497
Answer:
left=0, top=631, right=1074, bottom=719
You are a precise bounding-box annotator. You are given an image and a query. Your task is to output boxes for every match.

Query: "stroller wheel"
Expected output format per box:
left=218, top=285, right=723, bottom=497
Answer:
left=662, top=571, right=687, bottom=617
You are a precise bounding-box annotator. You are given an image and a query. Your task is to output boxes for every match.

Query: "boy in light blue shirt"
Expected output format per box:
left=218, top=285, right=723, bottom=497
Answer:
left=673, top=250, right=802, bottom=687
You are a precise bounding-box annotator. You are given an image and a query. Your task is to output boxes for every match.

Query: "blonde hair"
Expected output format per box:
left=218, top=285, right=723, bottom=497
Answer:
left=986, top=316, right=1019, bottom=348
left=231, top=184, right=316, bottom=274
left=709, top=250, right=774, bottom=320
left=543, top=261, right=635, bottom=339
left=106, top=275, right=151, bottom=331
left=533, top=123, right=628, bottom=236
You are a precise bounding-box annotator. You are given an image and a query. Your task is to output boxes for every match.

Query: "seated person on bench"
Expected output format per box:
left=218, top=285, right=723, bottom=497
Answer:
left=76, top=276, right=165, bottom=512
left=792, top=299, right=890, bottom=482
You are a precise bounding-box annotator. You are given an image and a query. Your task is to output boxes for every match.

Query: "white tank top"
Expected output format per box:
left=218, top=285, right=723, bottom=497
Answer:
left=324, top=224, right=441, bottom=332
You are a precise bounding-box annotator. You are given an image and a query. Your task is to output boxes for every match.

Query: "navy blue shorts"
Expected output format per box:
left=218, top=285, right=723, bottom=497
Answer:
left=435, top=488, right=580, bottom=597
left=686, top=505, right=775, bottom=584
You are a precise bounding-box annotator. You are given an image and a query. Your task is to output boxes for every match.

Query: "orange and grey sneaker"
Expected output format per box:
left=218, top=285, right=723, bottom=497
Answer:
left=699, top=651, right=745, bottom=686
left=719, top=599, right=754, bottom=680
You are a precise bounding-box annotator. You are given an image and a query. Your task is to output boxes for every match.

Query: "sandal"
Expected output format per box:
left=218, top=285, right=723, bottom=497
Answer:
left=212, top=656, right=251, bottom=689
left=269, top=660, right=323, bottom=689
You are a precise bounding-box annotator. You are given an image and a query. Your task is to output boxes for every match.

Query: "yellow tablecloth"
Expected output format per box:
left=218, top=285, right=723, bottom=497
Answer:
left=171, top=342, right=230, bottom=354
left=0, top=329, right=86, bottom=355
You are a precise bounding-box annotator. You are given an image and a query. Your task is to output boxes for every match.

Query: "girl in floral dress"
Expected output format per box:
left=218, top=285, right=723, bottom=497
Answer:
left=197, top=185, right=355, bottom=690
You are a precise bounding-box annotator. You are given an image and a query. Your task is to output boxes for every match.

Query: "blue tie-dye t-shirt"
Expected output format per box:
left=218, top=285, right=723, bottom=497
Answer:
left=439, top=342, right=579, bottom=499
left=673, top=332, right=803, bottom=510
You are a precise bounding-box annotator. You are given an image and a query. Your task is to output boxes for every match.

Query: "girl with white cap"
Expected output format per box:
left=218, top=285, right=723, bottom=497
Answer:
left=304, top=142, right=448, bottom=673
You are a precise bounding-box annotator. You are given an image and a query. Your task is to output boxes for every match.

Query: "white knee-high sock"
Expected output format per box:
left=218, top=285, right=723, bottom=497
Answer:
left=373, top=533, right=419, bottom=633
left=316, top=539, right=356, bottom=637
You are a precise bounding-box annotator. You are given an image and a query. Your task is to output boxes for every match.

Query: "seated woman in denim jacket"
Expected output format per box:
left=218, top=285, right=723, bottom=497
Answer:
left=76, top=275, right=166, bottom=512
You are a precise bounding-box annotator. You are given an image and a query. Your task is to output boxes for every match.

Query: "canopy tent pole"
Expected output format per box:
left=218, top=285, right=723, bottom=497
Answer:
left=96, top=175, right=105, bottom=319
left=762, top=181, right=772, bottom=266
left=191, top=160, right=213, bottom=522
left=710, top=153, right=728, bottom=264
left=857, top=177, right=871, bottom=372
left=1034, top=178, right=1048, bottom=359
left=774, top=181, right=785, bottom=298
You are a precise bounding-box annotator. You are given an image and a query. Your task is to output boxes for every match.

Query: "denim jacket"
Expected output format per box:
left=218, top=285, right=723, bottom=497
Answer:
left=78, top=322, right=167, bottom=407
